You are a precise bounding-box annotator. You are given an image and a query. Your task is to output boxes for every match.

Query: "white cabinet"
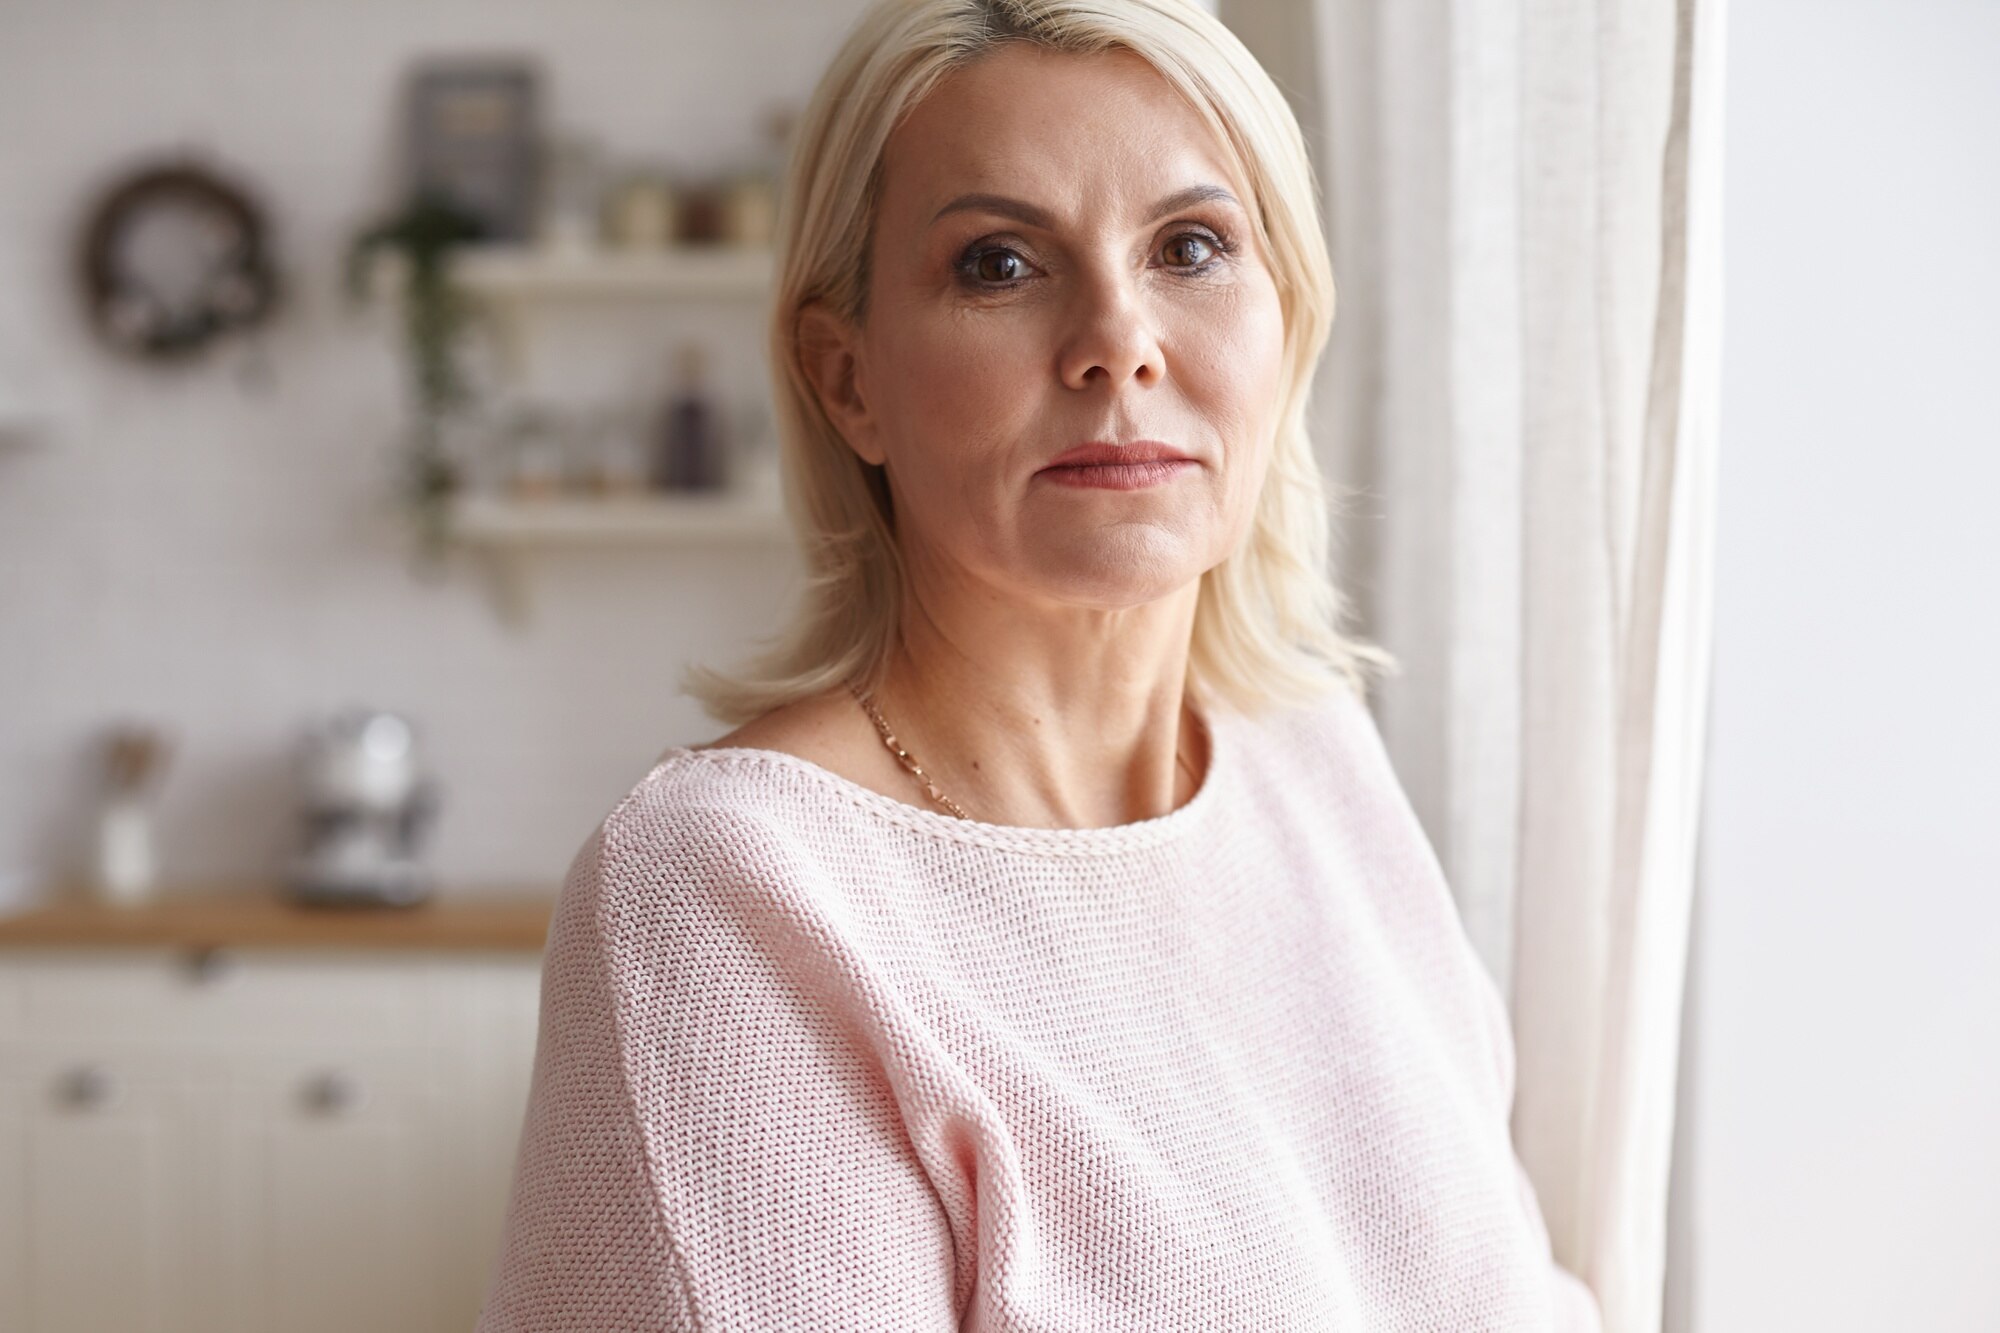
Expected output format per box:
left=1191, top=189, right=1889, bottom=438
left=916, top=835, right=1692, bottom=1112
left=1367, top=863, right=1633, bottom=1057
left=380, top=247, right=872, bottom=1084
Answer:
left=0, top=948, right=543, bottom=1333
left=0, top=1049, right=201, bottom=1333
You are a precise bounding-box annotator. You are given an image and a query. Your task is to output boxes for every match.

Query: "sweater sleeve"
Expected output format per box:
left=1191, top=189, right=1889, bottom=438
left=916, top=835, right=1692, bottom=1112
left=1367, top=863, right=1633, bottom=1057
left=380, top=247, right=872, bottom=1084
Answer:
left=475, top=805, right=961, bottom=1333
left=1466, top=946, right=1605, bottom=1333
left=473, top=820, right=695, bottom=1332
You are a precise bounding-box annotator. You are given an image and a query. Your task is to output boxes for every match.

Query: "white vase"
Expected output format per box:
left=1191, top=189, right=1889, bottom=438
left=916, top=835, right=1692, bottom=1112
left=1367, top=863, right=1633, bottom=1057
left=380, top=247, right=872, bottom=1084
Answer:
left=91, top=796, right=156, bottom=907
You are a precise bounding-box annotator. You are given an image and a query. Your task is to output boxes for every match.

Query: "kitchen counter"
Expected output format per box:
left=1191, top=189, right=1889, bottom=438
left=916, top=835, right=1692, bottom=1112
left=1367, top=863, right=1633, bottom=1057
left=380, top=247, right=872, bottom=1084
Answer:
left=0, top=889, right=556, bottom=952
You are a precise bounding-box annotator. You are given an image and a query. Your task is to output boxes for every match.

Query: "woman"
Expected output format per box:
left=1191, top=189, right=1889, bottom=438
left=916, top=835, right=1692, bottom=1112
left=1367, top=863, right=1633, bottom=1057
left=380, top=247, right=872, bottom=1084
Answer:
left=476, top=1, right=1602, bottom=1329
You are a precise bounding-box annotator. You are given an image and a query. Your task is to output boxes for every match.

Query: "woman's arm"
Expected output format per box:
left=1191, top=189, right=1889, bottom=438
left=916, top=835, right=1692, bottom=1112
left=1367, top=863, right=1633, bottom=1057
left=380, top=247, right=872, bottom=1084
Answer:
left=1466, top=945, right=1605, bottom=1333
left=1507, top=1150, right=1605, bottom=1333
left=1448, top=920, right=1600, bottom=1320
left=473, top=820, right=694, bottom=1331
left=474, top=812, right=960, bottom=1331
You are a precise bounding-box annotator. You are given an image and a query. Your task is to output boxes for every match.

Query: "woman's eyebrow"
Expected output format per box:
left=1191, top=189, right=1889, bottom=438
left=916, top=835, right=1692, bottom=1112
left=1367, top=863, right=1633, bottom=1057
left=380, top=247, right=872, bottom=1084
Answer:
left=928, top=183, right=1241, bottom=230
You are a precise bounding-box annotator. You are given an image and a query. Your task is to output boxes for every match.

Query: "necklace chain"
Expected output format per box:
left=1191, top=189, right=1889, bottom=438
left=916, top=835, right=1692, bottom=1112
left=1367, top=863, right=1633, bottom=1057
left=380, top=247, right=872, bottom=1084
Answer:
left=849, top=682, right=972, bottom=820
left=847, top=681, right=1197, bottom=822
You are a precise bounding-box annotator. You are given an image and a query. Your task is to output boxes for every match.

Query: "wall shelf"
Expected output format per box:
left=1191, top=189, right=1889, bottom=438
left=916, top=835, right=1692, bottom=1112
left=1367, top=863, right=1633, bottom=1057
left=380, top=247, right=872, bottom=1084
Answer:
left=364, top=241, right=775, bottom=377
left=449, top=490, right=789, bottom=544
left=367, top=242, right=775, bottom=305
left=445, top=490, right=796, bottom=625
left=361, top=244, right=785, bottom=625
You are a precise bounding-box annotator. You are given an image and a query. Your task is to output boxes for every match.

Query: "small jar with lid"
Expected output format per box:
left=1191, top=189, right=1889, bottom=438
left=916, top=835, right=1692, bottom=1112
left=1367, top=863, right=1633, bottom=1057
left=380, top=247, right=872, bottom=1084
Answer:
left=603, top=171, right=677, bottom=249
left=720, top=174, right=776, bottom=247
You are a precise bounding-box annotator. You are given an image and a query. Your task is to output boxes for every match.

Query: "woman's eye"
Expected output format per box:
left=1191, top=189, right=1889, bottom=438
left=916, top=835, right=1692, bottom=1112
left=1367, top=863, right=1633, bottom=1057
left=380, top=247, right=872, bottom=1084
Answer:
left=1163, top=231, right=1218, bottom=268
left=969, top=249, right=1029, bottom=284
left=955, top=227, right=1233, bottom=288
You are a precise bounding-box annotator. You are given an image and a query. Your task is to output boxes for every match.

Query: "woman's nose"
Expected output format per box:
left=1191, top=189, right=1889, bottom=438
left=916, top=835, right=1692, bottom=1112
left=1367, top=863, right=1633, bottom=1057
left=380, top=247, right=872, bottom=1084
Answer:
left=1057, top=265, right=1165, bottom=391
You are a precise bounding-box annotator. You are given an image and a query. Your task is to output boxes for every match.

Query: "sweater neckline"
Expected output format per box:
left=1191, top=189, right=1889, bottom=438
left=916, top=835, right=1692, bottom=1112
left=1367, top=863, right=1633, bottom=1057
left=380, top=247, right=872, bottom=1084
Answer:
left=652, top=701, right=1235, bottom=857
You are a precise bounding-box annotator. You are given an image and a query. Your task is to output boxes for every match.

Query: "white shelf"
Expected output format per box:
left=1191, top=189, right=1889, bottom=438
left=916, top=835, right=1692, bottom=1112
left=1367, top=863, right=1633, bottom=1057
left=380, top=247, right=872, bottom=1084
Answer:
left=447, top=490, right=792, bottom=545
left=369, top=243, right=774, bottom=304
left=358, top=244, right=784, bottom=624
left=444, top=490, right=795, bottom=627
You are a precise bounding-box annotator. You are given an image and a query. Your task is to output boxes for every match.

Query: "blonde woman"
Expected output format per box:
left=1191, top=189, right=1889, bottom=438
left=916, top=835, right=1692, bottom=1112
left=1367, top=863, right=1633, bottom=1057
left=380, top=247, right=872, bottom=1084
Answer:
left=477, top=1, right=1600, bottom=1329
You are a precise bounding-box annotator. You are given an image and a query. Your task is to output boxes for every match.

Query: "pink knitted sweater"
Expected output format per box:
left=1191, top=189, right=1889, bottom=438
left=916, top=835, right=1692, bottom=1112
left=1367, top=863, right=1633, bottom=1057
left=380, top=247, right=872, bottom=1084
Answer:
left=475, top=684, right=1602, bottom=1331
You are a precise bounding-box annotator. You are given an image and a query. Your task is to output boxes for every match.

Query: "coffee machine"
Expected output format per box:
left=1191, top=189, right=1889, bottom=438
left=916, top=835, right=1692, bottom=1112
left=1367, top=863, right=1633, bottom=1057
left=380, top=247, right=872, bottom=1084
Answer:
left=285, top=707, right=440, bottom=908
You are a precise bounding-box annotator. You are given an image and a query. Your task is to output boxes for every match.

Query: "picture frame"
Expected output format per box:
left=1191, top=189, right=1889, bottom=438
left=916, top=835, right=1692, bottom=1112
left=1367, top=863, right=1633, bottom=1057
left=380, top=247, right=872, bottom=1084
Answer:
left=405, top=58, right=541, bottom=243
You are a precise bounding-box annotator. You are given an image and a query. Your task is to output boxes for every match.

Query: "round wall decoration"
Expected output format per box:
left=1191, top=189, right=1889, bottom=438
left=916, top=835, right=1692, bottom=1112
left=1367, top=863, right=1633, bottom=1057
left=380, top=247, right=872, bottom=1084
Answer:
left=77, top=159, right=281, bottom=361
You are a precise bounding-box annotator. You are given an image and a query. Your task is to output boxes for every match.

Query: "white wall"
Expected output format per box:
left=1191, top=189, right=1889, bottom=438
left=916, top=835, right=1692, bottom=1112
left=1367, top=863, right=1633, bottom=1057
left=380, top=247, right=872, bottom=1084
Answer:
left=0, top=1, right=875, bottom=905
left=1691, top=1, right=2000, bottom=1328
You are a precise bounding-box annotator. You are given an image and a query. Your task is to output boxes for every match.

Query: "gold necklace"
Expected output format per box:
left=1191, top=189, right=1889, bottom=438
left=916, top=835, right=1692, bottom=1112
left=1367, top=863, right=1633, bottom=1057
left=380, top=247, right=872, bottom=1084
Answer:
left=848, top=681, right=1198, bottom=822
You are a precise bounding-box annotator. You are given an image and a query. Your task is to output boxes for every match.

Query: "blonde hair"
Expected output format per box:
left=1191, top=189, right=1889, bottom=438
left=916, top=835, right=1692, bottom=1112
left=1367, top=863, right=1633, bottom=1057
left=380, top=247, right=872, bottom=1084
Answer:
left=679, top=0, right=1396, bottom=726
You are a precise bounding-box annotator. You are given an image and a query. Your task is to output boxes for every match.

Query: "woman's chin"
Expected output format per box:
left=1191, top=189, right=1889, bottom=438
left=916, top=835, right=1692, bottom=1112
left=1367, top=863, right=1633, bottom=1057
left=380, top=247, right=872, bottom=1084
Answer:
left=1019, top=551, right=1209, bottom=609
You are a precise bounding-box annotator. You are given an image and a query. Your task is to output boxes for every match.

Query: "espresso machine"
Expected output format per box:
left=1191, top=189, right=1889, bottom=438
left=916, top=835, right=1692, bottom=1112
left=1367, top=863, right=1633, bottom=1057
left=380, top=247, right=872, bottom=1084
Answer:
left=285, top=707, right=441, bottom=908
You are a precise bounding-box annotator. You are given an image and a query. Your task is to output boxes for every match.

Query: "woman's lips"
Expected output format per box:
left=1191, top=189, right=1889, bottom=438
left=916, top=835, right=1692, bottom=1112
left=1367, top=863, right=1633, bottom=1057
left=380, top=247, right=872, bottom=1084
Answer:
left=1037, top=459, right=1198, bottom=490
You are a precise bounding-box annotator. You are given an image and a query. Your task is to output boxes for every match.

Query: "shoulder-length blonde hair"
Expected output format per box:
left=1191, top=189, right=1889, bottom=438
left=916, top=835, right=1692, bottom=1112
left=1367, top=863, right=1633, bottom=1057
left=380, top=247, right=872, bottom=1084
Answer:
left=679, top=0, right=1396, bottom=726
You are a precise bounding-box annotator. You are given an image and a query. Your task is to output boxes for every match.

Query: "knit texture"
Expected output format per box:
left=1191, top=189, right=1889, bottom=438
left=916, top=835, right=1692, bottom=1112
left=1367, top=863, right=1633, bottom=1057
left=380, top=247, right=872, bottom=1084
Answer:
left=474, top=684, right=1604, bottom=1332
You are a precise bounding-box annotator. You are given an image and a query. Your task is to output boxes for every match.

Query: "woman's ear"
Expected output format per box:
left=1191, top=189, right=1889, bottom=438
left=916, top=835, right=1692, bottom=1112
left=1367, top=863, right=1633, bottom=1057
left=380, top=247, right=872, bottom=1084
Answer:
left=796, top=301, right=886, bottom=467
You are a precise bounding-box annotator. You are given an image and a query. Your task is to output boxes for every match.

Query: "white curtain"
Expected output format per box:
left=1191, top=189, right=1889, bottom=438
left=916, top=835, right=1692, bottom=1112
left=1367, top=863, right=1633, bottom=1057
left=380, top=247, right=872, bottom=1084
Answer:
left=1225, top=1, right=1724, bottom=1329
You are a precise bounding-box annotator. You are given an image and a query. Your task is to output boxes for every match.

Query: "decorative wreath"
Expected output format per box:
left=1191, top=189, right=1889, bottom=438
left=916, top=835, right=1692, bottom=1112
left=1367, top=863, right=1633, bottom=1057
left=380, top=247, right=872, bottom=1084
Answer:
left=77, top=160, right=281, bottom=360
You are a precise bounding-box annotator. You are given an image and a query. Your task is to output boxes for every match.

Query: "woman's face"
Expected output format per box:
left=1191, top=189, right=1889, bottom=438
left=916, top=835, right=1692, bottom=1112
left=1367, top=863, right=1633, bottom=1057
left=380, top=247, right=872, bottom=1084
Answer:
left=807, top=43, right=1287, bottom=612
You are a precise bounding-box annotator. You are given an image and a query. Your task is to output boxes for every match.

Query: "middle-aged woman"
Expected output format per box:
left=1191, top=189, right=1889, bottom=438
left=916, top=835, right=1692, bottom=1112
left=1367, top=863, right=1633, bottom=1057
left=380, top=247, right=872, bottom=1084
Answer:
left=477, top=1, right=1603, bottom=1330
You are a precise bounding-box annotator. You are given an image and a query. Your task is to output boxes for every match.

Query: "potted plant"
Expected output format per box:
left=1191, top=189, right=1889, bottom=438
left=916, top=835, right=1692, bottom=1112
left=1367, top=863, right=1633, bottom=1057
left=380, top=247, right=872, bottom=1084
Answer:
left=344, top=190, right=492, bottom=570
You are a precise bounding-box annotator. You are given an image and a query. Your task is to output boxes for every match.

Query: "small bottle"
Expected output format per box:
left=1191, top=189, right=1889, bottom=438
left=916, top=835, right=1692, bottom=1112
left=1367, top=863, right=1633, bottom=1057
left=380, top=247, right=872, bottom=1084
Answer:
left=652, top=343, right=724, bottom=491
left=502, top=404, right=562, bottom=500
left=595, top=403, right=650, bottom=496
left=539, top=131, right=604, bottom=256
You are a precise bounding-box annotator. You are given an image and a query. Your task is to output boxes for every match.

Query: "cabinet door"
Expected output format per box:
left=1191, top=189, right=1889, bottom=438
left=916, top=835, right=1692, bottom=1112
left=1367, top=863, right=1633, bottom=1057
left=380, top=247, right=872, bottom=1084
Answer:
left=210, top=1047, right=455, bottom=1333
left=0, top=1051, right=204, bottom=1333
left=428, top=956, right=544, bottom=1325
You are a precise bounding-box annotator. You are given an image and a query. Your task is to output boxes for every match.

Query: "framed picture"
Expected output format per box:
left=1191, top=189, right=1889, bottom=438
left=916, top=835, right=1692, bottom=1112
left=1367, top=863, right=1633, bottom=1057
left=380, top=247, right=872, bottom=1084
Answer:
left=405, top=58, right=541, bottom=242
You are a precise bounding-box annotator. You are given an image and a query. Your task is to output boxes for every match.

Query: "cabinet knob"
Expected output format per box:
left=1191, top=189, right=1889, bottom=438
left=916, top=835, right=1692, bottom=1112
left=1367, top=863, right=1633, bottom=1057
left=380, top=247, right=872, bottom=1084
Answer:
left=300, top=1069, right=362, bottom=1114
left=186, top=946, right=238, bottom=984
left=55, top=1064, right=116, bottom=1110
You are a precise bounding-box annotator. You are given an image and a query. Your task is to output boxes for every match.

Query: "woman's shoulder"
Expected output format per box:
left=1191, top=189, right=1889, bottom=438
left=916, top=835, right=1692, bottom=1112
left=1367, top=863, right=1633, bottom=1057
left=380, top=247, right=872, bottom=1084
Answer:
left=544, top=697, right=851, bottom=916
left=546, top=749, right=846, bottom=973
left=673, top=687, right=920, bottom=805
left=603, top=746, right=835, bottom=878
left=1233, top=677, right=1382, bottom=774
left=689, top=686, right=851, bottom=760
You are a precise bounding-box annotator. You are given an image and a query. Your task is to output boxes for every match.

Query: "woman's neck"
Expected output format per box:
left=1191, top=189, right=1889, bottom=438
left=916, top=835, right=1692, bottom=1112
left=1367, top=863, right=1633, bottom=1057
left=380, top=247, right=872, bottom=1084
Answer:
left=870, top=598, right=1208, bottom=829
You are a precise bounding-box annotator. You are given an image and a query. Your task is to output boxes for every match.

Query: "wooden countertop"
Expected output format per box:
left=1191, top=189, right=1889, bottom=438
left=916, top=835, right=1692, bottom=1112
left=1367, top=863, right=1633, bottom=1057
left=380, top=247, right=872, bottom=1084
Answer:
left=0, top=889, right=556, bottom=952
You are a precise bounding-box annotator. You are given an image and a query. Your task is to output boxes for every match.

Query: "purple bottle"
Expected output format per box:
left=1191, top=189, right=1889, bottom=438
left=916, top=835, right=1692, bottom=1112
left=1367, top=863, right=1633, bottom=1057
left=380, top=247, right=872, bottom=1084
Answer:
left=653, top=342, right=722, bottom=491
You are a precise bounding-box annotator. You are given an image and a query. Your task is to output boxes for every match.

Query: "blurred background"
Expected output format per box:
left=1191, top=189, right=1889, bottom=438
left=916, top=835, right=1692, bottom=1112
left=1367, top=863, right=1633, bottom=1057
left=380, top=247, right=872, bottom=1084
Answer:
left=0, top=2, right=820, bottom=903
left=0, top=1, right=1993, bottom=1331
